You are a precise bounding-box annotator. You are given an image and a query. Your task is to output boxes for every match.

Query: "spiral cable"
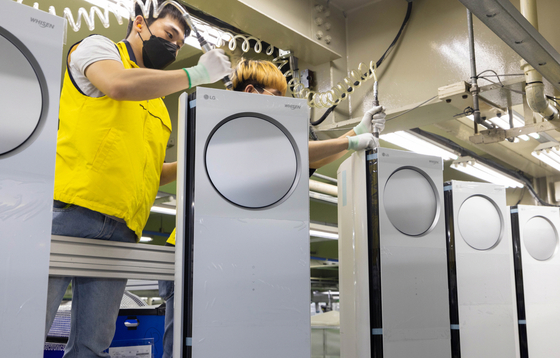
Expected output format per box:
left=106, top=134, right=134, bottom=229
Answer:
left=14, top=0, right=129, bottom=32
left=275, top=58, right=378, bottom=108
left=14, top=0, right=409, bottom=111
left=12, top=0, right=276, bottom=56
left=299, top=1, right=413, bottom=119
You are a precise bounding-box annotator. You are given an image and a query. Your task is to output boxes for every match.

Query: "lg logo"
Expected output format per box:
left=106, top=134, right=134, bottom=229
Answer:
left=203, top=94, right=216, bottom=100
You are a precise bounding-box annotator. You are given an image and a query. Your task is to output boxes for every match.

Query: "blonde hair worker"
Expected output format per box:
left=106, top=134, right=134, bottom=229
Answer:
left=157, top=58, right=385, bottom=358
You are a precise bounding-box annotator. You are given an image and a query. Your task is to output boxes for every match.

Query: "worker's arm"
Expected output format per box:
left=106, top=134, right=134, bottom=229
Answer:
left=309, top=105, right=386, bottom=169
left=160, top=162, right=177, bottom=186
left=85, top=49, right=231, bottom=101
left=309, top=129, right=354, bottom=169
left=86, top=60, right=189, bottom=101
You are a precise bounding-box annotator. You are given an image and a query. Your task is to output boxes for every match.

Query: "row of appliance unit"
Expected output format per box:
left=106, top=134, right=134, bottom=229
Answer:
left=338, top=147, right=560, bottom=358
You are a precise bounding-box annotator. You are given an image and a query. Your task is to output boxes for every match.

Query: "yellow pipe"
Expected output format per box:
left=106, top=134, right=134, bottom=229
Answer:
left=520, top=0, right=539, bottom=29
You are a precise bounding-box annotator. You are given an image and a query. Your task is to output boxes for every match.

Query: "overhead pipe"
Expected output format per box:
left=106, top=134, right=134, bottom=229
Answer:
left=520, top=0, right=559, bottom=121
left=466, top=10, right=492, bottom=132
left=309, top=179, right=338, bottom=197
left=311, top=172, right=338, bottom=185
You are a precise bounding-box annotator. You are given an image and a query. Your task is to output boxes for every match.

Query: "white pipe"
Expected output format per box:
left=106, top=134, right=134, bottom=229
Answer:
left=309, top=179, right=338, bottom=197
left=520, top=0, right=559, bottom=121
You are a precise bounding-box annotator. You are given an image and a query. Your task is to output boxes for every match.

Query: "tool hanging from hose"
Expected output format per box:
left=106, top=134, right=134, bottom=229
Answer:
left=372, top=79, right=380, bottom=139
left=131, top=0, right=234, bottom=90
left=181, top=9, right=233, bottom=90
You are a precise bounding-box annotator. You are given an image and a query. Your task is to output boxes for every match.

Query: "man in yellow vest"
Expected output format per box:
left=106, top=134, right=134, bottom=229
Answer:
left=44, top=3, right=231, bottom=357
left=157, top=59, right=385, bottom=358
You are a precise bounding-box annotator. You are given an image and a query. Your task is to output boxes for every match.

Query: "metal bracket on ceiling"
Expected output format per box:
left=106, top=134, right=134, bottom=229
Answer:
left=470, top=121, right=560, bottom=144
left=456, top=0, right=560, bottom=92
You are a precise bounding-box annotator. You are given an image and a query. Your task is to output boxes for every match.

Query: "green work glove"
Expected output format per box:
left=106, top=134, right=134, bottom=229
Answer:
left=347, top=133, right=378, bottom=151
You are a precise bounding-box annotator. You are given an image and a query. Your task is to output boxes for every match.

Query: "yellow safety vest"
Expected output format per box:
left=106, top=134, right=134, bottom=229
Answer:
left=54, top=39, right=172, bottom=239
left=167, top=228, right=176, bottom=246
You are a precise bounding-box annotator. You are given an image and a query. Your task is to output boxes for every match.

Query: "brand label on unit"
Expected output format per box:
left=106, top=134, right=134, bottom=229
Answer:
left=285, top=104, right=302, bottom=110
left=203, top=94, right=216, bottom=100
left=30, top=17, right=55, bottom=29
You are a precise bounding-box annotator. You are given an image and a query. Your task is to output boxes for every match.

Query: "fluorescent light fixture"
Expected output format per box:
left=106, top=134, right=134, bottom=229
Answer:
left=140, top=236, right=153, bottom=242
left=309, top=229, right=339, bottom=240
left=150, top=206, right=177, bottom=215
left=532, top=142, right=560, bottom=172
left=487, top=112, right=524, bottom=129
left=451, top=157, right=524, bottom=188
left=529, top=133, right=540, bottom=139
left=380, top=131, right=459, bottom=160
left=467, top=111, right=537, bottom=141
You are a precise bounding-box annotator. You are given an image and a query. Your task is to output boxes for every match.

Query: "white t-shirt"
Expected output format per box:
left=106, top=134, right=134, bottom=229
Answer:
left=69, top=35, right=122, bottom=98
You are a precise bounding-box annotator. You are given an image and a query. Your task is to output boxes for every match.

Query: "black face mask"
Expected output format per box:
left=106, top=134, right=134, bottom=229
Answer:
left=138, top=21, right=178, bottom=70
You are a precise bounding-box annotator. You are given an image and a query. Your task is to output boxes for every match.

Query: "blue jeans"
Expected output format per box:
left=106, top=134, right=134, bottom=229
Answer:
left=45, top=200, right=137, bottom=358
left=158, top=279, right=175, bottom=358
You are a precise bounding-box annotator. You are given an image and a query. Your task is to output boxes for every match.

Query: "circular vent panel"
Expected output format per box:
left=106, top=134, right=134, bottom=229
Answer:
left=458, top=195, right=503, bottom=250
left=523, top=216, right=558, bottom=261
left=205, top=115, right=299, bottom=209
left=383, top=168, right=439, bottom=236
left=0, top=30, right=43, bottom=155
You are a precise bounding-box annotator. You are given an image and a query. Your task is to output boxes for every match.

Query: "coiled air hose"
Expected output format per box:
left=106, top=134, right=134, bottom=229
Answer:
left=308, top=1, right=413, bottom=125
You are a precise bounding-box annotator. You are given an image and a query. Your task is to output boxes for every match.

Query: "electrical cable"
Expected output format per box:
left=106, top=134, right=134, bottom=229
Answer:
left=18, top=0, right=410, bottom=108
left=546, top=95, right=560, bottom=108
left=452, top=106, right=494, bottom=129
left=476, top=70, right=524, bottom=79
left=477, top=73, right=525, bottom=77
left=477, top=77, right=526, bottom=96
left=384, top=95, right=437, bottom=121
left=313, top=93, right=435, bottom=133
left=476, top=69, right=526, bottom=95
left=299, top=0, right=413, bottom=124
left=515, top=186, right=526, bottom=206
left=312, top=93, right=437, bottom=133
left=453, top=106, right=475, bottom=118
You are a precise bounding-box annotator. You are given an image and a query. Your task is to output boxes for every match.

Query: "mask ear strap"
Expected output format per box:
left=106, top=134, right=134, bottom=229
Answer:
left=142, top=16, right=154, bottom=36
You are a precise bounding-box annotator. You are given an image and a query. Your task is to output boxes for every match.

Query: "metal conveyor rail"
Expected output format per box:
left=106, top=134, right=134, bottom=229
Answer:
left=49, top=235, right=175, bottom=281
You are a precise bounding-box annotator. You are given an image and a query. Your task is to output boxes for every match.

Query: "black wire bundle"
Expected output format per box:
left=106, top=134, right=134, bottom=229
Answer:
left=310, top=1, right=413, bottom=126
